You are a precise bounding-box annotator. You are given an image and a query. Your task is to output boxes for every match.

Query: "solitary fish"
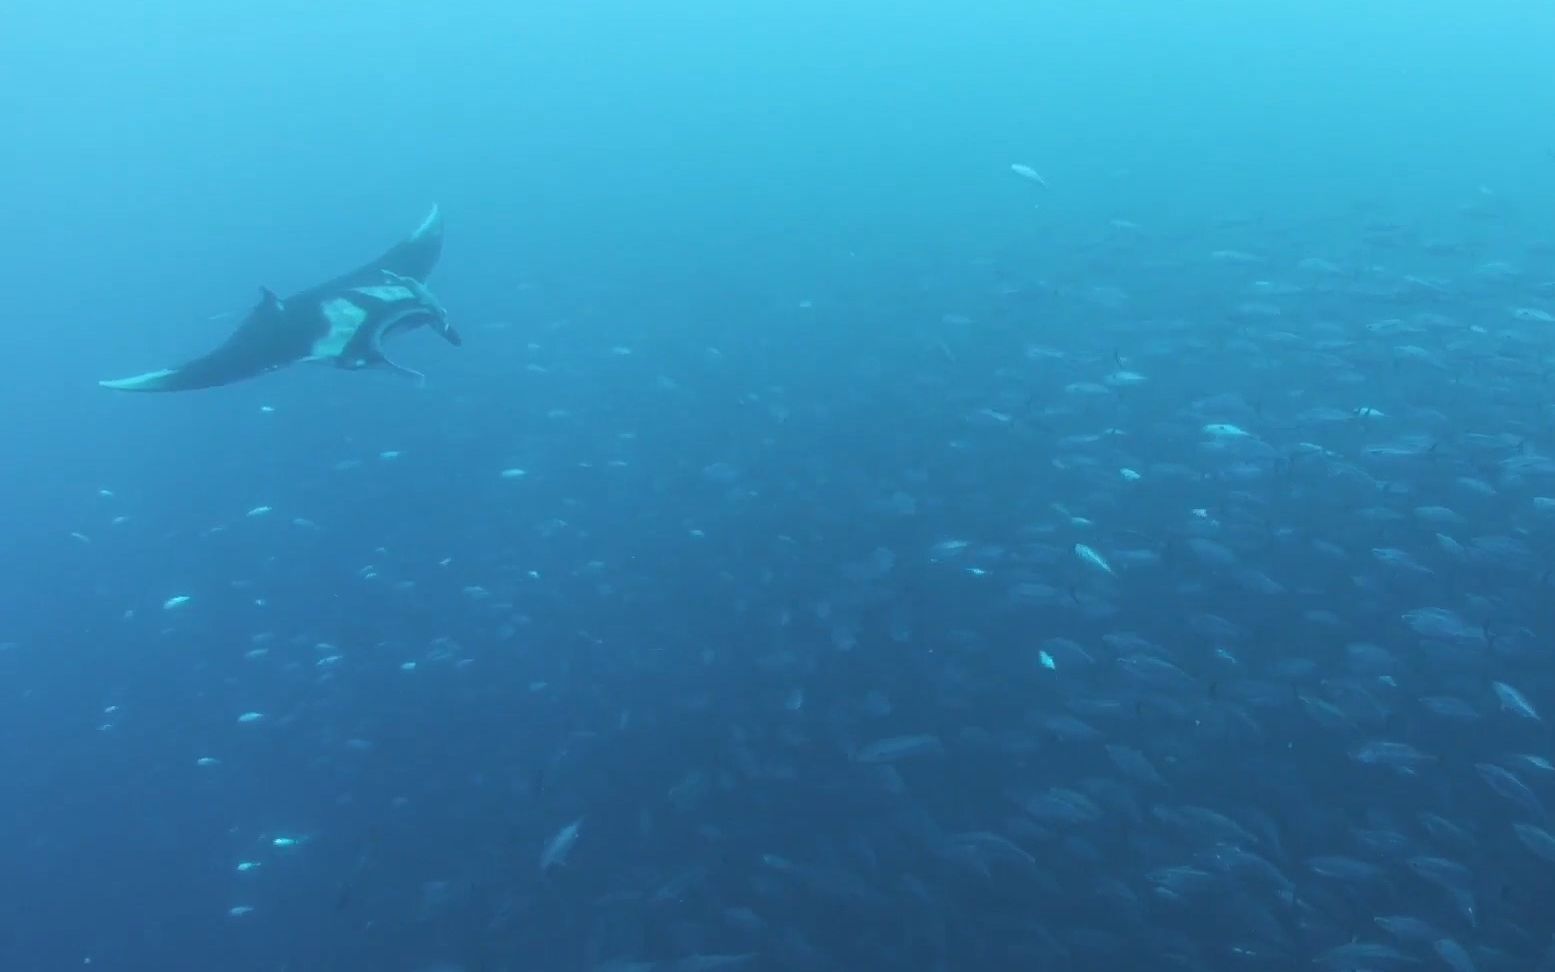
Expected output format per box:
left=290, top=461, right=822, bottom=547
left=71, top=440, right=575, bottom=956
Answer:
left=1493, top=681, right=1540, bottom=721
left=855, top=733, right=945, bottom=763
left=100, top=207, right=460, bottom=392
left=540, top=817, right=583, bottom=871
left=1074, top=543, right=1115, bottom=576
left=1009, top=163, right=1049, bottom=188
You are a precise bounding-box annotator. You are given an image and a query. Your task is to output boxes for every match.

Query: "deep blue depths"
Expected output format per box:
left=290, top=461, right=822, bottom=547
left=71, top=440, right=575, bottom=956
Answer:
left=4, top=2, right=1555, bottom=971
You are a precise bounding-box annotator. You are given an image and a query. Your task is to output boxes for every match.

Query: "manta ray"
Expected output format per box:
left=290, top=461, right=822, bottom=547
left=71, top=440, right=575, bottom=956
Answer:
left=99, top=206, right=460, bottom=392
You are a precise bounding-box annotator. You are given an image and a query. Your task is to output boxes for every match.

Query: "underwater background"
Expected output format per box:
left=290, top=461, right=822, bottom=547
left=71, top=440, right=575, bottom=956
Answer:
left=4, top=0, right=1555, bottom=969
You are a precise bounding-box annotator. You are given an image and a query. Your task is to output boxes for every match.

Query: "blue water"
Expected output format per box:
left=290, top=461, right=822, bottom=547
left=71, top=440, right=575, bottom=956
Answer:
left=4, top=2, right=1555, bottom=970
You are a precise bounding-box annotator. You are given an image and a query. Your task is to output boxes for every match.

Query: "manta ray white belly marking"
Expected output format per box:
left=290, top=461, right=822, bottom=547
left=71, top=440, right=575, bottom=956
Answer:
left=309, top=298, right=370, bottom=360
left=351, top=285, right=415, bottom=302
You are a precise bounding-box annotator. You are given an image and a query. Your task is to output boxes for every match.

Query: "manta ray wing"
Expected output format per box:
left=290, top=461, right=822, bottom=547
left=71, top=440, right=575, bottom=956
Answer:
left=98, top=289, right=307, bottom=392
left=311, top=205, right=444, bottom=294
